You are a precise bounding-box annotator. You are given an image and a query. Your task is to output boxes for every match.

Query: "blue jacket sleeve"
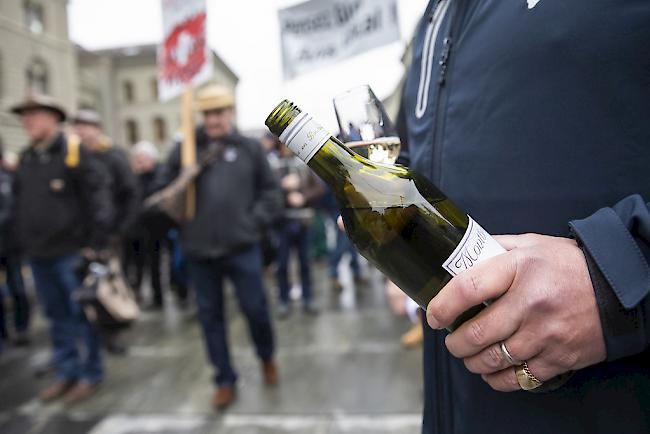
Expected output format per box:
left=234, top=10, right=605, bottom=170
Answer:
left=569, top=194, right=650, bottom=361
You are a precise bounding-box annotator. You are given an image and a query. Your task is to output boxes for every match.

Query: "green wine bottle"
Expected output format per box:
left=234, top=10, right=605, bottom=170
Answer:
left=266, top=100, right=505, bottom=331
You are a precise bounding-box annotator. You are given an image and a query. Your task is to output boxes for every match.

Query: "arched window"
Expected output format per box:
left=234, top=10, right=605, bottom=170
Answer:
left=153, top=117, right=167, bottom=143
left=24, top=1, right=44, bottom=34
left=26, top=57, right=48, bottom=94
left=125, top=119, right=139, bottom=145
left=123, top=80, right=135, bottom=103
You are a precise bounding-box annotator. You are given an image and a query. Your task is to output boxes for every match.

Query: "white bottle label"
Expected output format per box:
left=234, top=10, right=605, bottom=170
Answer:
left=442, top=216, right=506, bottom=276
left=279, top=112, right=330, bottom=163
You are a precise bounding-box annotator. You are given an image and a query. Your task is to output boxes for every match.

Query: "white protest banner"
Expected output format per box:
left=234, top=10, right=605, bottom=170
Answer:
left=158, top=0, right=212, bottom=101
left=279, top=0, right=400, bottom=80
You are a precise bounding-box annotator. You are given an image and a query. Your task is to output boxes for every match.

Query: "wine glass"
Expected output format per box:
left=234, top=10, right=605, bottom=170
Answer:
left=334, top=85, right=414, bottom=311
left=333, top=85, right=401, bottom=165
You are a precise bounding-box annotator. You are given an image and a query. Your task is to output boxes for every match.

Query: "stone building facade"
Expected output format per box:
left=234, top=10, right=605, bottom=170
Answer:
left=0, top=0, right=238, bottom=154
left=78, top=45, right=238, bottom=151
left=0, top=0, right=77, bottom=150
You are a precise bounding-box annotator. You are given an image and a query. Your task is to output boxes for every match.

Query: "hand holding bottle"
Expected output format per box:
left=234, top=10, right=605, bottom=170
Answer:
left=426, top=233, right=606, bottom=392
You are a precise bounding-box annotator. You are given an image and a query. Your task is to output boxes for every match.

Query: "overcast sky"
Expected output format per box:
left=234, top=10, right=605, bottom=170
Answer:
left=68, top=0, right=429, bottom=132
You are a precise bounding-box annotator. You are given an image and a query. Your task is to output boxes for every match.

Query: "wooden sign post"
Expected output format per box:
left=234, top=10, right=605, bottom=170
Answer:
left=180, top=87, right=197, bottom=220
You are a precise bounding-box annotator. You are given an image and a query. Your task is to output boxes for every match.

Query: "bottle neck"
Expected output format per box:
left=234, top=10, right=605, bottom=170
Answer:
left=266, top=101, right=370, bottom=196
left=278, top=112, right=329, bottom=162
left=280, top=113, right=368, bottom=195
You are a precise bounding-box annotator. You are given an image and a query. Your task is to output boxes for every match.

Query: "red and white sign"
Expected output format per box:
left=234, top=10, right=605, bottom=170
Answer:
left=158, top=0, right=212, bottom=101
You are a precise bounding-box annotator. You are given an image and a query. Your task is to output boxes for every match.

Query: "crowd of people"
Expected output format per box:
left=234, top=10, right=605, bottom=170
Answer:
left=0, top=85, right=385, bottom=408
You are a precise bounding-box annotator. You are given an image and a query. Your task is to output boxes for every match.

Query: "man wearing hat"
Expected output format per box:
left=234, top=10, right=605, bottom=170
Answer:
left=161, top=85, right=283, bottom=409
left=73, top=109, right=138, bottom=244
left=10, top=94, right=113, bottom=404
left=72, top=109, right=138, bottom=354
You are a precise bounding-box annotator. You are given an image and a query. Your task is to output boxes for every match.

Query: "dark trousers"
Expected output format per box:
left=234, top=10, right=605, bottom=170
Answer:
left=30, top=255, right=103, bottom=384
left=168, top=230, right=189, bottom=301
left=276, top=220, right=313, bottom=303
left=186, top=245, right=275, bottom=386
left=128, top=237, right=162, bottom=305
left=0, top=255, right=30, bottom=337
left=327, top=209, right=360, bottom=279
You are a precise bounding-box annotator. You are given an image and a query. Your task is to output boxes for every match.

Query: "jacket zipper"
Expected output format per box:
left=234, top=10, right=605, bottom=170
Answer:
left=430, top=0, right=466, bottom=185
left=415, top=0, right=451, bottom=119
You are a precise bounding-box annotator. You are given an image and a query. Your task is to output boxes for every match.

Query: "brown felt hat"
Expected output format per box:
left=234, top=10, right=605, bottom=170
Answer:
left=196, top=85, right=235, bottom=112
left=10, top=93, right=67, bottom=122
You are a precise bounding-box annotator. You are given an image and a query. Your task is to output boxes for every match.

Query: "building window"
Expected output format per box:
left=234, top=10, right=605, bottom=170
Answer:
left=153, top=117, right=167, bottom=143
left=24, top=1, right=45, bottom=34
left=26, top=57, right=48, bottom=94
left=125, top=119, right=139, bottom=145
left=151, top=78, right=159, bottom=100
left=123, top=81, right=135, bottom=103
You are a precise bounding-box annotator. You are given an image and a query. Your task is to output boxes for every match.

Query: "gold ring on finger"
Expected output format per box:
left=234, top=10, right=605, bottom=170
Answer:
left=515, top=362, right=544, bottom=391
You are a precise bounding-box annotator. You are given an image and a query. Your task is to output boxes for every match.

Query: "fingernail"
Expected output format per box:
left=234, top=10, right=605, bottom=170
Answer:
left=427, top=312, right=440, bottom=329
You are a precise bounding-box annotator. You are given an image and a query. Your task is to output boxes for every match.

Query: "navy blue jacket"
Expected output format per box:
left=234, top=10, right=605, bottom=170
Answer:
left=400, top=1, right=650, bottom=433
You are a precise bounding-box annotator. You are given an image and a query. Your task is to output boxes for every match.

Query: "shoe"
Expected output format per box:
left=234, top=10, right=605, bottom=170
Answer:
left=276, top=302, right=290, bottom=319
left=262, top=359, right=279, bottom=386
left=213, top=385, right=236, bottom=409
left=39, top=380, right=76, bottom=402
left=62, top=381, right=100, bottom=405
left=401, top=320, right=424, bottom=349
left=330, top=277, right=343, bottom=292
left=104, top=333, right=128, bottom=356
left=105, top=341, right=128, bottom=356
left=303, top=300, right=319, bottom=316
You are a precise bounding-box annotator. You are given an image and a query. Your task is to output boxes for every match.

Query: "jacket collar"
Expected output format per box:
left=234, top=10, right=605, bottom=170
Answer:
left=29, top=132, right=65, bottom=154
left=196, top=127, right=245, bottom=148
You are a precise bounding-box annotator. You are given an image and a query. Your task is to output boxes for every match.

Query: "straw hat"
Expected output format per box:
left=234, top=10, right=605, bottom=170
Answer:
left=196, top=85, right=235, bottom=112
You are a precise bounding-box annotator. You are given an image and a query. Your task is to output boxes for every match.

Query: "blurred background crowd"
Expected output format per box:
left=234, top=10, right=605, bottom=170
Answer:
left=0, top=0, right=422, bottom=426
left=0, top=83, right=424, bottom=401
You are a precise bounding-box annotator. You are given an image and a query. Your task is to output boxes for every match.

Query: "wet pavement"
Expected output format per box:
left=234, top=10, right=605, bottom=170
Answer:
left=0, top=259, right=423, bottom=433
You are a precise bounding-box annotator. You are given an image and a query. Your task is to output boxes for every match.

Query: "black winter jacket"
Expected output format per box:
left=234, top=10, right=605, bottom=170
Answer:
left=14, top=133, right=113, bottom=258
left=0, top=166, right=14, bottom=255
left=130, top=165, right=171, bottom=241
left=93, top=145, right=138, bottom=236
left=162, top=129, right=283, bottom=259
